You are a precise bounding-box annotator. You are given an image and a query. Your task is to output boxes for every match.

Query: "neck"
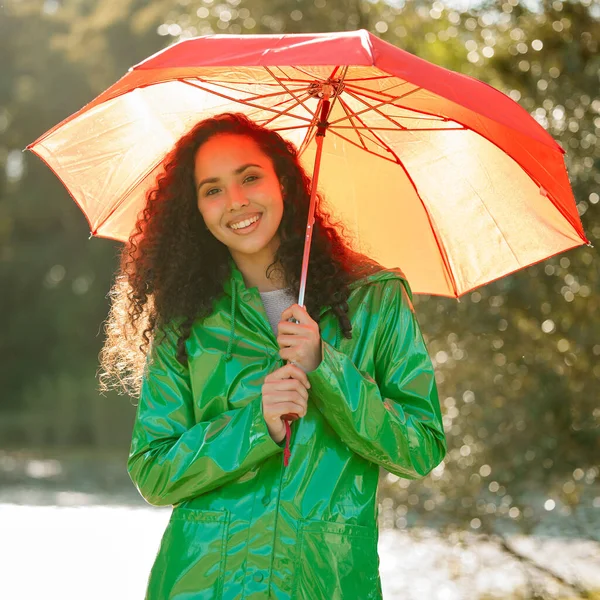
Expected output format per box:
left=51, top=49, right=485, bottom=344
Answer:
left=231, top=254, right=288, bottom=293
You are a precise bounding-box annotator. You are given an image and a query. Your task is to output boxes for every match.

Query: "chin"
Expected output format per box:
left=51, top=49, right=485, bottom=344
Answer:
left=232, top=239, right=270, bottom=254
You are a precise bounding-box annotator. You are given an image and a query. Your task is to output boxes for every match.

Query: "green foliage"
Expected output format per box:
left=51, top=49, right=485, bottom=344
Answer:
left=1, top=0, right=598, bottom=533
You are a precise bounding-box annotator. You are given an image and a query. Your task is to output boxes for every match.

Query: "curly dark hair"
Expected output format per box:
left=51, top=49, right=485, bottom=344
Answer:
left=98, top=112, right=381, bottom=398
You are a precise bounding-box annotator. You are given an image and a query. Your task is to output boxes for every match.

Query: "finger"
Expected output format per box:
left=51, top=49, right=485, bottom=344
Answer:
left=277, top=321, right=309, bottom=336
left=283, top=403, right=305, bottom=419
left=268, top=362, right=311, bottom=388
left=276, top=334, right=305, bottom=348
left=265, top=379, right=306, bottom=395
left=273, top=398, right=305, bottom=417
left=281, top=303, right=309, bottom=324
left=268, top=365, right=296, bottom=381
left=264, top=391, right=305, bottom=411
left=287, top=363, right=310, bottom=389
left=296, top=382, right=309, bottom=401
left=279, top=380, right=308, bottom=401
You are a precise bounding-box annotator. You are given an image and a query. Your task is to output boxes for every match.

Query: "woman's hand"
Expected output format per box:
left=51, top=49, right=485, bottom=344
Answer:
left=277, top=304, right=322, bottom=374
left=262, top=363, right=310, bottom=443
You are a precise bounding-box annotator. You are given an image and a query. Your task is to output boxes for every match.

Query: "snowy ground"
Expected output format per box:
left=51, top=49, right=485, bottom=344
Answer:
left=1, top=497, right=599, bottom=600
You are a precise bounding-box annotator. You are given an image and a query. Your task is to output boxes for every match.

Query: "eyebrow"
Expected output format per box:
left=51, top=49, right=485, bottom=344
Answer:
left=197, top=163, right=263, bottom=191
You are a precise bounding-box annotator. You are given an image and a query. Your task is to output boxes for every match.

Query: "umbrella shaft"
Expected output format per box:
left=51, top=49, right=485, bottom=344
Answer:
left=298, top=97, right=331, bottom=308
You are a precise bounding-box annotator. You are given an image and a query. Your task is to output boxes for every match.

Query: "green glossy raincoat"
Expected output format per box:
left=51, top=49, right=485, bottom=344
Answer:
left=128, top=257, right=447, bottom=599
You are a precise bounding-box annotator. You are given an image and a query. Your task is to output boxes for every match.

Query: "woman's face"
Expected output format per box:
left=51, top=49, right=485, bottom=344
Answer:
left=194, top=133, right=284, bottom=263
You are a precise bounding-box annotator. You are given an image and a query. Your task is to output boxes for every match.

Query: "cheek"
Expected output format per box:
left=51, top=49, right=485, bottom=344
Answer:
left=267, top=190, right=284, bottom=217
left=197, top=200, right=219, bottom=224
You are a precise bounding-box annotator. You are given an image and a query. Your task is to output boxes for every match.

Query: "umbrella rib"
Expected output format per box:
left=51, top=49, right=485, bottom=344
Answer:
left=329, top=65, right=343, bottom=80
left=338, top=96, right=402, bottom=160
left=263, top=66, right=317, bottom=119
left=329, top=91, right=410, bottom=128
left=336, top=96, right=369, bottom=152
left=191, top=77, right=315, bottom=86
left=511, top=140, right=587, bottom=238
left=260, top=91, right=315, bottom=127
left=285, top=65, right=329, bottom=82
left=341, top=87, right=444, bottom=134
left=180, top=79, right=314, bottom=123
left=338, top=96, right=398, bottom=155
left=324, top=127, right=400, bottom=165
left=270, top=124, right=314, bottom=132
left=91, top=158, right=166, bottom=237
left=375, top=80, right=416, bottom=97
left=341, top=84, right=451, bottom=125
left=418, top=203, right=460, bottom=298
left=185, top=77, right=313, bottom=112
left=331, top=125, right=465, bottom=131
left=297, top=112, right=321, bottom=157
left=344, top=79, right=417, bottom=103
left=344, top=80, right=425, bottom=102
left=344, top=75, right=395, bottom=82
left=189, top=77, right=311, bottom=102
left=269, top=90, right=313, bottom=110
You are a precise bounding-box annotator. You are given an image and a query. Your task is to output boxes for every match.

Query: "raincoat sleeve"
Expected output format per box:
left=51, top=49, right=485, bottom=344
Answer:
left=127, top=324, right=285, bottom=507
left=307, top=278, right=446, bottom=479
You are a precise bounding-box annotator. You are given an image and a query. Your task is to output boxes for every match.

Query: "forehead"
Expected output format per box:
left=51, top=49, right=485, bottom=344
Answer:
left=194, top=134, right=271, bottom=174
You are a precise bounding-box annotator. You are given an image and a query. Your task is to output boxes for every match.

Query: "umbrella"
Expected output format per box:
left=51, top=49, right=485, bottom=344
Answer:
left=28, top=30, right=591, bottom=464
left=27, top=29, right=590, bottom=302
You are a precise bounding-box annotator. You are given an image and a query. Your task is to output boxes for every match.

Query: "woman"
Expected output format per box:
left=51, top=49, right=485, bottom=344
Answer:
left=99, top=112, right=447, bottom=600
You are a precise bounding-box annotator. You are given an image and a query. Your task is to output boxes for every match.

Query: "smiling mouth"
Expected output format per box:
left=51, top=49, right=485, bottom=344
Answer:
left=229, top=213, right=262, bottom=230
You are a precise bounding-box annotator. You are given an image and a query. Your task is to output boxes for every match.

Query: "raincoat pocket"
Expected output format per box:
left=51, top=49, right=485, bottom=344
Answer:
left=146, top=507, right=230, bottom=600
left=292, top=519, right=381, bottom=600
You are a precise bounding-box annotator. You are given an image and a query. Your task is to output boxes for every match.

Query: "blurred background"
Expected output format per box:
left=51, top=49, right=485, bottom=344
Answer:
left=1, top=0, right=599, bottom=598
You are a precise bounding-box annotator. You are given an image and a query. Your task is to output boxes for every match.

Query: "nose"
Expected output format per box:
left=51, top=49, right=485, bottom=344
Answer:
left=226, top=183, right=249, bottom=211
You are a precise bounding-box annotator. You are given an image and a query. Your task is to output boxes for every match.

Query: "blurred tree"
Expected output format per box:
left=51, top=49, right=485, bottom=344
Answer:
left=373, top=0, right=600, bottom=537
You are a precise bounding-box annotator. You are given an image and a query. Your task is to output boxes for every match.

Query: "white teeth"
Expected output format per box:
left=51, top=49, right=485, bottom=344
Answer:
left=230, top=214, right=260, bottom=230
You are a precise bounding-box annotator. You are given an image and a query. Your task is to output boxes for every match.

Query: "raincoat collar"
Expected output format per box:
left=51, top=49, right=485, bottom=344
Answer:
left=222, top=255, right=411, bottom=362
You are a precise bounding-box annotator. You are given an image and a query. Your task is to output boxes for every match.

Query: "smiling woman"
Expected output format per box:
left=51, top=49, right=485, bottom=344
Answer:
left=97, top=112, right=446, bottom=600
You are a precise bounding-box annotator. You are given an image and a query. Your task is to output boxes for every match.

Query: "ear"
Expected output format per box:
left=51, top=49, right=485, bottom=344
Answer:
left=279, top=175, right=288, bottom=194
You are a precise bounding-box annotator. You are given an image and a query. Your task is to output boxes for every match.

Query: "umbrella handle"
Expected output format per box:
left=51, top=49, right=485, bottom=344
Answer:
left=281, top=413, right=300, bottom=422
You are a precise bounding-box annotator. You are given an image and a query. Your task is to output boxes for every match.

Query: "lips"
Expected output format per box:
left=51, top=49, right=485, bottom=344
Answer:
left=228, top=212, right=262, bottom=228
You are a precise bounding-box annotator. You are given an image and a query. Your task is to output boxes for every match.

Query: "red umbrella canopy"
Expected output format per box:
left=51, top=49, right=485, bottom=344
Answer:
left=28, top=30, right=590, bottom=297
